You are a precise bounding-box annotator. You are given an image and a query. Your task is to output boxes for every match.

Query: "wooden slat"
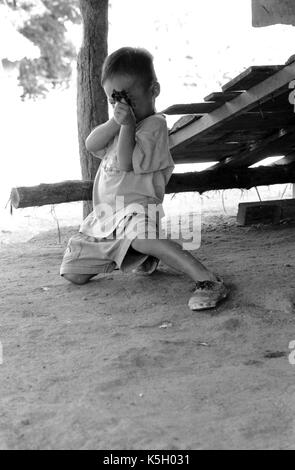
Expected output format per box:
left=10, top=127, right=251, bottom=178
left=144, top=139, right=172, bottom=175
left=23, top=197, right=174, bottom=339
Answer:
left=220, top=113, right=295, bottom=130
left=172, top=149, right=240, bottom=160
left=161, top=102, right=218, bottom=115
left=209, top=125, right=295, bottom=169
left=169, top=62, right=295, bottom=153
left=172, top=144, right=245, bottom=164
left=186, top=129, right=272, bottom=148
left=172, top=152, right=230, bottom=164
left=250, top=89, right=292, bottom=112
left=237, top=203, right=281, bottom=226
left=188, top=130, right=231, bottom=143
left=222, top=65, right=283, bottom=92
left=271, top=152, right=295, bottom=166
left=169, top=115, right=202, bottom=134
left=203, top=91, right=243, bottom=103
left=181, top=143, right=245, bottom=152
left=237, top=198, right=295, bottom=226
left=216, top=129, right=272, bottom=143
left=244, top=110, right=294, bottom=117
left=229, top=134, right=295, bottom=168
left=188, top=112, right=295, bottom=140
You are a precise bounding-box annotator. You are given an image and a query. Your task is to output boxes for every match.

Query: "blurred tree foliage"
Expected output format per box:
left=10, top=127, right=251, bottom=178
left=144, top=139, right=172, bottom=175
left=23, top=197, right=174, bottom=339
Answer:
left=2, top=0, right=82, bottom=99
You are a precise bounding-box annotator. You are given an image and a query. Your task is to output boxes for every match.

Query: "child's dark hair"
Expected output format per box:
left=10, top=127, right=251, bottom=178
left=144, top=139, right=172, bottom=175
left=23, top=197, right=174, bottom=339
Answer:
left=101, top=47, right=157, bottom=89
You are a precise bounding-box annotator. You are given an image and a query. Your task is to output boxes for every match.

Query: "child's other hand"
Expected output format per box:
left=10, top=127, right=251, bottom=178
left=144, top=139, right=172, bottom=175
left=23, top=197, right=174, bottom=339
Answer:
left=113, top=100, right=136, bottom=126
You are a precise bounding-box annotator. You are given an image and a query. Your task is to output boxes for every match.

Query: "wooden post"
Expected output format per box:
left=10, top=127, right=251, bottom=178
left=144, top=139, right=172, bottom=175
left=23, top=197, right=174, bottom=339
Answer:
left=77, top=0, right=109, bottom=218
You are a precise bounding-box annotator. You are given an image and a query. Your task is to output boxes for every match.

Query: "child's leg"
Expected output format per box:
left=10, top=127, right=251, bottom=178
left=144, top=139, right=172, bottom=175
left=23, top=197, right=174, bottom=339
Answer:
left=131, top=238, right=218, bottom=283
left=60, top=233, right=117, bottom=285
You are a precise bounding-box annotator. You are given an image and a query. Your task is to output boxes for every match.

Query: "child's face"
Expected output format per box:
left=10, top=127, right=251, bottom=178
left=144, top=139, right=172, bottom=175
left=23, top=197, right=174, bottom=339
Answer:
left=104, top=74, right=156, bottom=123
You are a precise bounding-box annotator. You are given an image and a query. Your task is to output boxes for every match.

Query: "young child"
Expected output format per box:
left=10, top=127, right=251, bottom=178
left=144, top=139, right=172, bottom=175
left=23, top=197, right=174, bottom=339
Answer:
left=60, top=47, right=228, bottom=310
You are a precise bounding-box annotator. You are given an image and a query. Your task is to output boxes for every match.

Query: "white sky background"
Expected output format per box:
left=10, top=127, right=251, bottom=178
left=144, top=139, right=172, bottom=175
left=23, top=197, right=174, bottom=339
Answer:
left=108, top=0, right=294, bottom=107
left=1, top=0, right=295, bottom=239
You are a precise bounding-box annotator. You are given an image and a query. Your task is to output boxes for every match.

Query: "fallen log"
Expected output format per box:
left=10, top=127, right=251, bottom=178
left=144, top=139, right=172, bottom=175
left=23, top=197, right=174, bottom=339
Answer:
left=10, top=180, right=94, bottom=209
left=10, top=163, right=295, bottom=209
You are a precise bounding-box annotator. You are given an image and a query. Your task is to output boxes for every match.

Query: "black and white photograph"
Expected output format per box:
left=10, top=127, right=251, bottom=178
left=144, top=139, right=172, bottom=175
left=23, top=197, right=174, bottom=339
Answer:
left=1, top=0, right=295, bottom=452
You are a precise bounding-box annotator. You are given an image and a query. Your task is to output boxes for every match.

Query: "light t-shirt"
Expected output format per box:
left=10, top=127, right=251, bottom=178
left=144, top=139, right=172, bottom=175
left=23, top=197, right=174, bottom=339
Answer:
left=80, top=113, right=175, bottom=239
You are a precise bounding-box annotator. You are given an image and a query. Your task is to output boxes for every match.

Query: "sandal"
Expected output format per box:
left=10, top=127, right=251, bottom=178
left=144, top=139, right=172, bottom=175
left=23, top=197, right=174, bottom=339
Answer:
left=188, top=278, right=229, bottom=311
left=132, top=256, right=159, bottom=276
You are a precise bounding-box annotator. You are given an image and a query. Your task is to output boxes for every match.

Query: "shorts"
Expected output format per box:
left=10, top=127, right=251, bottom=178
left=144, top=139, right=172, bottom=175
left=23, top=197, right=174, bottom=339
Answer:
left=60, top=213, right=159, bottom=276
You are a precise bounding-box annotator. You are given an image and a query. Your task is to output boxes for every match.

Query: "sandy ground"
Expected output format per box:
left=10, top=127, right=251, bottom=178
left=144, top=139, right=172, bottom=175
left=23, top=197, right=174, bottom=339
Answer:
left=1, top=213, right=295, bottom=450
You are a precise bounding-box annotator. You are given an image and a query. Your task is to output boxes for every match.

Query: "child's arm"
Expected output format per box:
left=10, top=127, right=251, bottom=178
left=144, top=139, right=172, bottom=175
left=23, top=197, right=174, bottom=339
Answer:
left=116, top=123, right=136, bottom=171
left=85, top=118, right=120, bottom=155
left=113, top=101, right=136, bottom=172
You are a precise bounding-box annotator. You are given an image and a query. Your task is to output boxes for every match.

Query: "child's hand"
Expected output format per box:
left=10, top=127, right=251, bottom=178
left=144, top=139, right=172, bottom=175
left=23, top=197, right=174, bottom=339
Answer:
left=113, top=100, right=136, bottom=126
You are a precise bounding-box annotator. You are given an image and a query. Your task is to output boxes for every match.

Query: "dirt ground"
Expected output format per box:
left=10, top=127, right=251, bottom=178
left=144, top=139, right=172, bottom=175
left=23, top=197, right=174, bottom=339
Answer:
left=1, top=214, right=295, bottom=450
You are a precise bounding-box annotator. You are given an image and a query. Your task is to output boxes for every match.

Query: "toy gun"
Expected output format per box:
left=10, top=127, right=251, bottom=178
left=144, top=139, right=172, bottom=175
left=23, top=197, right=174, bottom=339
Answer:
left=111, top=89, right=132, bottom=107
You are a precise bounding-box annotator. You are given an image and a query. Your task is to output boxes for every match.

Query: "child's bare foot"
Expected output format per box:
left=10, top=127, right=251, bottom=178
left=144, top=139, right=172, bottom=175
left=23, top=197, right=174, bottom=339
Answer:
left=132, top=256, right=159, bottom=276
left=188, top=278, right=229, bottom=311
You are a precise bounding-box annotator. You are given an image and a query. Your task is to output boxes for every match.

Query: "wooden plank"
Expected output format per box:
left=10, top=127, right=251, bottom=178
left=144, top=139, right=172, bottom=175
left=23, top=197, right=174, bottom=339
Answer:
left=217, top=129, right=272, bottom=143
left=173, top=122, right=293, bottom=154
left=252, top=90, right=291, bottom=112
left=186, top=130, right=232, bottom=143
left=169, top=115, right=202, bottom=134
left=244, top=110, right=294, bottom=118
left=281, top=198, right=295, bottom=219
left=172, top=142, right=246, bottom=162
left=173, top=136, right=295, bottom=165
left=184, top=124, right=283, bottom=146
left=169, top=62, right=295, bottom=153
left=172, top=153, right=225, bottom=164
left=220, top=113, right=295, bottom=131
left=180, top=142, right=245, bottom=152
left=172, top=149, right=235, bottom=158
left=184, top=126, right=287, bottom=152
left=224, top=144, right=293, bottom=167
left=237, top=203, right=281, bottom=225
left=224, top=87, right=291, bottom=116
left=270, top=152, right=295, bottom=166
left=172, top=151, right=241, bottom=164
left=183, top=131, right=265, bottom=148
left=270, top=156, right=289, bottom=166
left=237, top=198, right=295, bottom=226
left=210, top=125, right=295, bottom=169
left=203, top=91, right=243, bottom=103
left=161, top=102, right=218, bottom=115
left=222, top=65, right=283, bottom=92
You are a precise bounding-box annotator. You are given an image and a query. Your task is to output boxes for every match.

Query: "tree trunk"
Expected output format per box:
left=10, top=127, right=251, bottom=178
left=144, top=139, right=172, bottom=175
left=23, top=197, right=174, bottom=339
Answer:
left=77, top=0, right=109, bottom=218
left=10, top=163, right=295, bottom=209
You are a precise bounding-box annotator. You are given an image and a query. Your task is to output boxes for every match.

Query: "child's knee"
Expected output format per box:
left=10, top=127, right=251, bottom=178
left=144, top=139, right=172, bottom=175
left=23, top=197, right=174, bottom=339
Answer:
left=62, top=273, right=92, bottom=285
